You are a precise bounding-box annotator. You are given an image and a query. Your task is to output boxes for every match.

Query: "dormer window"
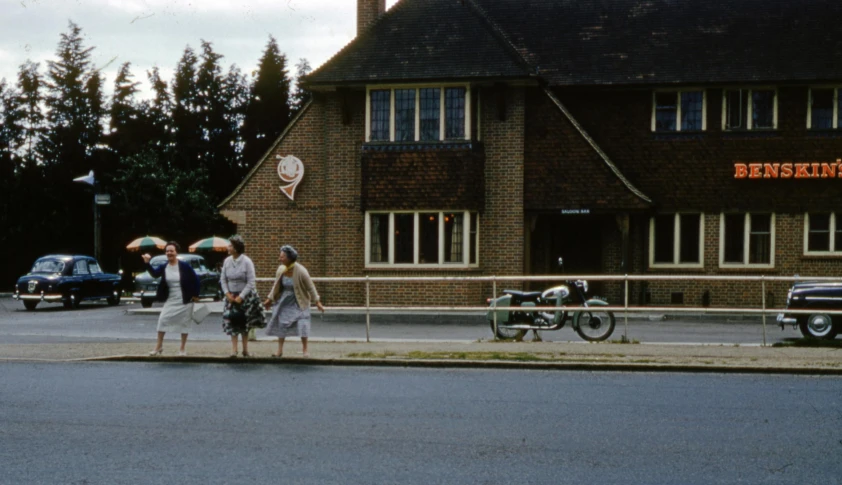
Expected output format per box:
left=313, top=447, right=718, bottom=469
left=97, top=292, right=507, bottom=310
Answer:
left=366, top=85, right=471, bottom=142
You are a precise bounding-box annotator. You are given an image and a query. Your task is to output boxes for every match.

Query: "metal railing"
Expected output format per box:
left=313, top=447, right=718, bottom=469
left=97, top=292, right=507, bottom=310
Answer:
left=255, top=274, right=842, bottom=345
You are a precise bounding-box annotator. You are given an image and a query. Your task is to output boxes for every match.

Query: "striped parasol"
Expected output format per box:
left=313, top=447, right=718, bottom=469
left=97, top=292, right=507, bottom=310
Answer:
left=189, top=236, right=229, bottom=253
left=126, top=235, right=167, bottom=252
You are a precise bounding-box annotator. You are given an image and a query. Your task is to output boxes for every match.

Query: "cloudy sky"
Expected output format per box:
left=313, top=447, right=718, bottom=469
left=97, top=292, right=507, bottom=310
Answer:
left=0, top=0, right=399, bottom=99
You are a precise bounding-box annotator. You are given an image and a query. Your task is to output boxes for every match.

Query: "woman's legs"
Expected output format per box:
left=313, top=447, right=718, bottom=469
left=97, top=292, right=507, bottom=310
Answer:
left=302, top=337, right=309, bottom=357
left=153, top=331, right=165, bottom=352
left=179, top=333, right=188, bottom=352
left=241, top=333, right=249, bottom=355
left=230, top=334, right=239, bottom=355
left=274, top=337, right=285, bottom=357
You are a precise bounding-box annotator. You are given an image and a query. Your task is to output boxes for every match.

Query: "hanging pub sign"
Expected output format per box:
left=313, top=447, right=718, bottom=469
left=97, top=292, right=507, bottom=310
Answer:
left=277, top=154, right=304, bottom=200
left=734, top=160, right=842, bottom=179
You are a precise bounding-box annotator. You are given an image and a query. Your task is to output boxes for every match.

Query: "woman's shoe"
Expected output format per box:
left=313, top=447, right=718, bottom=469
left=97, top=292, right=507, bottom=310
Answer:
left=302, top=352, right=310, bottom=358
left=148, top=348, right=163, bottom=356
left=271, top=353, right=282, bottom=358
left=242, top=351, right=251, bottom=358
left=177, top=350, right=187, bottom=356
left=229, top=352, right=238, bottom=358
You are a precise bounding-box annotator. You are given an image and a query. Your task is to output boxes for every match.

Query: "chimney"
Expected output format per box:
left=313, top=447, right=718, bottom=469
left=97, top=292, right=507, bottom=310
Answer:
left=357, top=0, right=386, bottom=36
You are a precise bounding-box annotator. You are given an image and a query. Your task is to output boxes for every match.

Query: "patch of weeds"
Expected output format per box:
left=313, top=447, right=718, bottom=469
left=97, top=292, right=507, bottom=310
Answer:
left=772, top=338, right=842, bottom=348
left=608, top=337, right=640, bottom=344
left=405, top=351, right=553, bottom=362
left=346, top=351, right=397, bottom=358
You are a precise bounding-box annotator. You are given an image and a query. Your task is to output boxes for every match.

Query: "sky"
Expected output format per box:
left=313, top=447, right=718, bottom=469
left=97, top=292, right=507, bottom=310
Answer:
left=0, top=0, right=399, bottom=99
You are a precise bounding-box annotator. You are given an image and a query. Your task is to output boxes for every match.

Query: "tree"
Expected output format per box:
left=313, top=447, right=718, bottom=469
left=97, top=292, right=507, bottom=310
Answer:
left=108, top=62, right=143, bottom=159
left=171, top=45, right=201, bottom=172
left=241, top=36, right=291, bottom=170
left=143, top=66, right=172, bottom=157
left=291, top=58, right=312, bottom=115
left=15, top=61, right=44, bottom=170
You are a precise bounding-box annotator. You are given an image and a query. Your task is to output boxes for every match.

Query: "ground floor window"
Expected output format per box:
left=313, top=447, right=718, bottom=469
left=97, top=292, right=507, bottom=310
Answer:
left=649, top=213, right=704, bottom=267
left=805, top=213, right=842, bottom=254
left=366, top=211, right=479, bottom=267
left=720, top=213, right=775, bottom=267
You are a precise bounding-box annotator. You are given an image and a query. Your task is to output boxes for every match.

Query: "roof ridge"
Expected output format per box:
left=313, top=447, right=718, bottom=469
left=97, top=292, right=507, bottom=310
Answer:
left=463, top=0, right=535, bottom=75
left=218, top=100, right=313, bottom=209
left=542, top=87, right=652, bottom=204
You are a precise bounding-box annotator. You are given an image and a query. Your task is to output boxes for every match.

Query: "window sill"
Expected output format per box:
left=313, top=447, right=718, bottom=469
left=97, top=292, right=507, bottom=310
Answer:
left=717, top=265, right=776, bottom=272
left=362, top=141, right=475, bottom=152
left=802, top=253, right=842, bottom=259
left=651, top=131, right=706, bottom=141
left=721, top=130, right=778, bottom=138
left=364, top=265, right=482, bottom=272
left=647, top=265, right=705, bottom=271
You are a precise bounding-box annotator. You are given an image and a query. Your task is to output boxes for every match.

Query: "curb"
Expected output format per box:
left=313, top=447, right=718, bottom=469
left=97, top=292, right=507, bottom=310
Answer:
left=46, top=354, right=842, bottom=375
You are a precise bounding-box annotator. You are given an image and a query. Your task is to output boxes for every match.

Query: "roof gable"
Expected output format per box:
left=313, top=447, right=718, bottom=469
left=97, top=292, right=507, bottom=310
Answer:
left=306, top=0, right=530, bottom=86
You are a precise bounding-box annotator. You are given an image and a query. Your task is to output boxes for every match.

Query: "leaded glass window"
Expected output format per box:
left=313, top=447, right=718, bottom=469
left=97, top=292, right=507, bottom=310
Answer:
left=370, top=90, right=390, bottom=141
left=445, top=87, right=465, bottom=139
left=394, top=89, right=415, bottom=142
left=680, top=92, right=703, bottom=131
left=420, top=88, right=441, bottom=141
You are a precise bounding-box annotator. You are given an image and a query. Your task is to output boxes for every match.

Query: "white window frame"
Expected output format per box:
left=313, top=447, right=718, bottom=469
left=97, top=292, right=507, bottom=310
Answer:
left=803, top=212, right=842, bottom=255
left=651, top=89, right=707, bottom=132
left=806, top=87, right=840, bottom=129
left=364, top=211, right=480, bottom=268
left=721, top=87, right=778, bottom=131
left=718, top=213, right=776, bottom=268
left=648, top=213, right=705, bottom=268
left=365, top=84, right=472, bottom=142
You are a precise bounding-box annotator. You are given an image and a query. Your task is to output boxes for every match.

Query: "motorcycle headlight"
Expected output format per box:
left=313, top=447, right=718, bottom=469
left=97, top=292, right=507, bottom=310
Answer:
left=576, top=280, right=588, bottom=293
left=786, top=289, right=792, bottom=306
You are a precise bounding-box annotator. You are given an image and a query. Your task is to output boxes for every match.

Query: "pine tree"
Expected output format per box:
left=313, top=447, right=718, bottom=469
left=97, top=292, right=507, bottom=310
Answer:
left=171, top=45, right=201, bottom=172
left=223, top=64, right=250, bottom=177
left=16, top=61, right=45, bottom=170
left=143, top=66, right=172, bottom=158
left=242, top=36, right=291, bottom=170
left=291, top=58, right=312, bottom=115
left=108, top=62, right=143, bottom=159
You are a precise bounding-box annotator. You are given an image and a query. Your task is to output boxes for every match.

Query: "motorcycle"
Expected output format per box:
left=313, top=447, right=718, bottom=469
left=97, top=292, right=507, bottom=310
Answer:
left=486, top=258, right=616, bottom=341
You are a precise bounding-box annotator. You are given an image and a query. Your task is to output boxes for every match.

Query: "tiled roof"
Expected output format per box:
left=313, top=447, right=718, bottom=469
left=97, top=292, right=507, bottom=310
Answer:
left=309, top=0, right=842, bottom=87
left=361, top=144, right=485, bottom=211
left=473, top=0, right=842, bottom=86
left=305, top=0, right=531, bottom=86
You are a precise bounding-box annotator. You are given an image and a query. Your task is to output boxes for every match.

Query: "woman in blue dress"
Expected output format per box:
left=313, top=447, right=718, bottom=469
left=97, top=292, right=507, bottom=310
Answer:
left=263, top=245, right=324, bottom=358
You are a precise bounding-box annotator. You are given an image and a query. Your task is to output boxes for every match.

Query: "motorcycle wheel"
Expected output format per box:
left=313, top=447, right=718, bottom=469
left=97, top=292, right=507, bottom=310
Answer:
left=574, top=310, right=616, bottom=342
left=490, top=320, right=527, bottom=340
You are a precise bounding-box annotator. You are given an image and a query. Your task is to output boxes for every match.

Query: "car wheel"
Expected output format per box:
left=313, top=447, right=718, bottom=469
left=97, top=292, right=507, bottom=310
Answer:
left=62, top=296, right=73, bottom=309
left=107, top=291, right=121, bottom=306
left=799, top=313, right=839, bottom=340
left=71, top=292, right=81, bottom=309
left=141, top=298, right=153, bottom=308
left=214, top=288, right=223, bottom=302
left=23, top=300, right=38, bottom=311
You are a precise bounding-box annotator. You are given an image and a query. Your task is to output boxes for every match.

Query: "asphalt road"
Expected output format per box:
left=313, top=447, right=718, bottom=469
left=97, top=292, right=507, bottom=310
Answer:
left=0, top=296, right=804, bottom=345
left=1, top=362, right=839, bottom=485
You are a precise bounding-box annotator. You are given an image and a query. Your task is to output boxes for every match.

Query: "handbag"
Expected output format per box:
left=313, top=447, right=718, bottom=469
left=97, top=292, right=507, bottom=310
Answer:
left=191, top=303, right=211, bottom=324
left=227, top=303, right=247, bottom=327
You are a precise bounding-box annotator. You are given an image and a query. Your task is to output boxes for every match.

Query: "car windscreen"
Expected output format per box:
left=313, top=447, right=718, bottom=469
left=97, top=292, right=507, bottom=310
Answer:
left=149, top=256, right=168, bottom=266
left=31, top=260, right=66, bottom=274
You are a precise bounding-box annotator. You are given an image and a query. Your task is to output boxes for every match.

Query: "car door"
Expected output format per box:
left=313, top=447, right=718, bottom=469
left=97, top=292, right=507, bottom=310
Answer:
left=87, top=260, right=109, bottom=298
left=191, top=258, right=209, bottom=297
left=72, top=259, right=92, bottom=300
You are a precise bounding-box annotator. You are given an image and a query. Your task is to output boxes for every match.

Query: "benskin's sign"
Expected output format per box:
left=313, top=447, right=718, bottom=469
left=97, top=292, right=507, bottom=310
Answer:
left=734, top=160, right=842, bottom=179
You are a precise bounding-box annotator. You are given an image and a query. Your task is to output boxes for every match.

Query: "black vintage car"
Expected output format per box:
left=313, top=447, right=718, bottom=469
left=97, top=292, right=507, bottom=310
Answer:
left=133, top=254, right=222, bottom=308
left=777, top=281, right=842, bottom=339
left=13, top=255, right=122, bottom=310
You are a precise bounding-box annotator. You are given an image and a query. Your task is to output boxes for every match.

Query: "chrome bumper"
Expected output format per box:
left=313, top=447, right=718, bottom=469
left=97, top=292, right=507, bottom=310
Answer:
left=13, top=291, right=63, bottom=302
left=777, top=313, right=797, bottom=327
left=132, top=291, right=157, bottom=299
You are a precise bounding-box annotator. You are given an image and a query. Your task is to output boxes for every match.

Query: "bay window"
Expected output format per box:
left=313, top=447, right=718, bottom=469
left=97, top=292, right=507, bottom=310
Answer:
left=366, top=211, right=479, bottom=267
left=367, top=85, right=471, bottom=142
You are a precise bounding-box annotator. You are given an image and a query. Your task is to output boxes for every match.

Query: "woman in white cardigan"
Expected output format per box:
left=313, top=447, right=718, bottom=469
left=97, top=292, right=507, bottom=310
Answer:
left=263, top=245, right=324, bottom=358
left=220, top=235, right=264, bottom=357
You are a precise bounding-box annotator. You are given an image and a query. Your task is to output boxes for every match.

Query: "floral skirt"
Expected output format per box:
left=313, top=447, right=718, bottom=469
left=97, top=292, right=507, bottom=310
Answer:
left=222, top=290, right=266, bottom=335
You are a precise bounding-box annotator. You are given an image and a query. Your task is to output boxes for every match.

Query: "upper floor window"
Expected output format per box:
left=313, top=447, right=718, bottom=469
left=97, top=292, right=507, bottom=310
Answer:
left=719, top=213, right=775, bottom=267
left=649, top=213, right=704, bottom=267
left=722, top=88, right=777, bottom=131
left=807, top=88, right=842, bottom=129
left=366, top=211, right=479, bottom=267
left=367, top=85, right=471, bottom=142
left=804, top=213, right=842, bottom=254
left=652, top=90, right=705, bottom=132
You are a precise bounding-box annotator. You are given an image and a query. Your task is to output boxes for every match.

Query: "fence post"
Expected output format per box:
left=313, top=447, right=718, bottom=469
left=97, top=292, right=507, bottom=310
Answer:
left=492, top=276, right=497, bottom=341
left=761, top=276, right=767, bottom=347
left=623, top=274, right=629, bottom=342
left=365, top=276, right=371, bottom=343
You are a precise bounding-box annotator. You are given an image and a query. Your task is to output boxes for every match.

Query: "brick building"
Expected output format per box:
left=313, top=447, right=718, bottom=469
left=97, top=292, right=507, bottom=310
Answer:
left=219, top=0, right=842, bottom=308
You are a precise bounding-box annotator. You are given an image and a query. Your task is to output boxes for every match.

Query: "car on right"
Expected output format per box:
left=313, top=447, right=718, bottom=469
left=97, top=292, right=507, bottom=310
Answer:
left=778, top=281, right=842, bottom=339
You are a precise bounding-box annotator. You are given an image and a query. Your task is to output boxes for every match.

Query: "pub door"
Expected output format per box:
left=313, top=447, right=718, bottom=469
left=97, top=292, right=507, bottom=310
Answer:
left=528, top=214, right=607, bottom=291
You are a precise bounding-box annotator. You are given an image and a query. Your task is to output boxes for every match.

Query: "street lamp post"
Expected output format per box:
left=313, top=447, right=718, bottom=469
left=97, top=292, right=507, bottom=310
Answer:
left=73, top=170, right=107, bottom=262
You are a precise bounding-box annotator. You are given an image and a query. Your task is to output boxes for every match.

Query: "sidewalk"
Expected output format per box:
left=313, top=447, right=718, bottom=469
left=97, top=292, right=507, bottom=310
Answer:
left=1, top=337, right=840, bottom=374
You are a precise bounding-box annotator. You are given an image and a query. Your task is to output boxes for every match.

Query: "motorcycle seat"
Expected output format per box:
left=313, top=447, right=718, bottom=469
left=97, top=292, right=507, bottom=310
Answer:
left=502, top=290, right=542, bottom=299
